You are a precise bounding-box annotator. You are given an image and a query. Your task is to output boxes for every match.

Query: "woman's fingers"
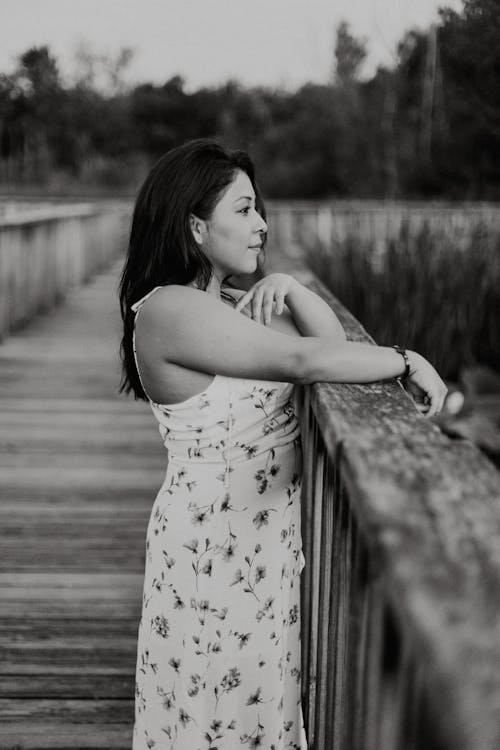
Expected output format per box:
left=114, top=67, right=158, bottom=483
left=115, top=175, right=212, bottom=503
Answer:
left=234, top=284, right=273, bottom=324
left=251, top=286, right=265, bottom=323
left=234, top=290, right=253, bottom=313
left=234, top=283, right=285, bottom=324
left=414, top=401, right=430, bottom=416
left=423, top=385, right=448, bottom=418
left=407, top=378, right=447, bottom=418
left=262, top=290, right=275, bottom=326
left=406, top=356, right=447, bottom=419
left=275, top=292, right=285, bottom=315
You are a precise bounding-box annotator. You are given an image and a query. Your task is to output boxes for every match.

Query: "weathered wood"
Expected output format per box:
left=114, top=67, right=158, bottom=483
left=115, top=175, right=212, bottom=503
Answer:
left=0, top=260, right=164, bottom=747
left=0, top=700, right=133, bottom=749
left=268, top=238, right=500, bottom=750
left=0, top=725, right=131, bottom=750
left=0, top=573, right=143, bottom=597
left=2, top=647, right=136, bottom=673
left=0, top=698, right=133, bottom=722
left=0, top=204, right=132, bottom=340
left=0, top=542, right=148, bottom=575
left=0, top=675, right=134, bottom=699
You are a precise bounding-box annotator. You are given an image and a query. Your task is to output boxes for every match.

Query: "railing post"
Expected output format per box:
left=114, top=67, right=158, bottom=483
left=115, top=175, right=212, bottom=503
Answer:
left=299, top=386, right=325, bottom=747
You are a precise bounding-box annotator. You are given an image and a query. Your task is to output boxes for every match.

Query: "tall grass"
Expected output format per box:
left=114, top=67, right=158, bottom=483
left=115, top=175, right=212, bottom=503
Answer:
left=307, top=220, right=500, bottom=382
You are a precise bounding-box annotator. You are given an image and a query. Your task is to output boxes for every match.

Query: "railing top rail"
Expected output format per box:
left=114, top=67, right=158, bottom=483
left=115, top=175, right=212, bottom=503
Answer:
left=305, top=272, right=500, bottom=749
left=266, top=199, right=500, bottom=214
left=0, top=201, right=132, bottom=229
left=269, top=237, right=500, bottom=750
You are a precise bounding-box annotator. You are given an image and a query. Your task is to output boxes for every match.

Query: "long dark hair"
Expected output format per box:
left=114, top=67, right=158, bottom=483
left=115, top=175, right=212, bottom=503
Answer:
left=119, top=138, right=266, bottom=400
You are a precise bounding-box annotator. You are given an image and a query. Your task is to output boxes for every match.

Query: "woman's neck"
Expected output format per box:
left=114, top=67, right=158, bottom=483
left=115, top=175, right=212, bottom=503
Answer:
left=205, top=273, right=223, bottom=299
left=186, top=270, right=237, bottom=301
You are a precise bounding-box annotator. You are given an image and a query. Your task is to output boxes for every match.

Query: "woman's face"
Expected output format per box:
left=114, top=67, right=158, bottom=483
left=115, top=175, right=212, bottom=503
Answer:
left=197, top=170, right=268, bottom=280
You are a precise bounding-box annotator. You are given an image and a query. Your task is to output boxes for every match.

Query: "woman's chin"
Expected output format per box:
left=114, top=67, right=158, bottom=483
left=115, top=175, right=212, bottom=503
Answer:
left=228, top=263, right=260, bottom=289
left=231, top=256, right=259, bottom=277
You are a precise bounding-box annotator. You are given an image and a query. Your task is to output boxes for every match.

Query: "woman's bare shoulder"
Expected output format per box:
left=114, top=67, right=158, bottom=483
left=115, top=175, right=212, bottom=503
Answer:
left=134, top=284, right=215, bottom=336
left=136, top=283, right=301, bottom=339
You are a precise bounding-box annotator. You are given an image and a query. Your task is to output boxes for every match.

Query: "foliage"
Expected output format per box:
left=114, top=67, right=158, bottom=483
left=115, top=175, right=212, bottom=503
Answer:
left=0, top=1, right=499, bottom=197
left=334, top=21, right=367, bottom=86
left=307, top=220, right=500, bottom=380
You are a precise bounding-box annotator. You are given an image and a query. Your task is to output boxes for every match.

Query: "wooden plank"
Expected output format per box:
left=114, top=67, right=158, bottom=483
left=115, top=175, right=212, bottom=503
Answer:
left=0, top=398, right=151, bottom=414
left=0, top=616, right=138, bottom=636
left=0, top=675, right=134, bottom=699
left=0, top=414, right=156, bottom=430
left=0, top=724, right=132, bottom=750
left=0, top=699, right=134, bottom=748
left=0, top=503, right=151, bottom=517
left=0, top=466, right=162, bottom=491
left=0, top=575, right=144, bottom=613
left=0, top=572, right=144, bottom=592
left=2, top=649, right=136, bottom=674
left=0, top=453, right=164, bottom=471
left=0, top=520, right=148, bottom=539
left=0, top=547, right=147, bottom=576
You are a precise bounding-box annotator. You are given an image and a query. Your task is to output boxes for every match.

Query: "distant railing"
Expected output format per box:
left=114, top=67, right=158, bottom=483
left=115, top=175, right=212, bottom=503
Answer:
left=0, top=202, right=131, bottom=340
left=266, top=200, right=500, bottom=256
left=264, top=225, right=500, bottom=750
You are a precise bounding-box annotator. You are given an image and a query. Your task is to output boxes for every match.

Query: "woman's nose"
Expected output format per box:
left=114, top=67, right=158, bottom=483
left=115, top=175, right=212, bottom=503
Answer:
left=254, top=211, right=268, bottom=234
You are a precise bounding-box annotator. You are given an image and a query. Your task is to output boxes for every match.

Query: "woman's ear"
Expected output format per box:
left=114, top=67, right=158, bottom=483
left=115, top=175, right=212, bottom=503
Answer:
left=189, top=214, right=207, bottom=245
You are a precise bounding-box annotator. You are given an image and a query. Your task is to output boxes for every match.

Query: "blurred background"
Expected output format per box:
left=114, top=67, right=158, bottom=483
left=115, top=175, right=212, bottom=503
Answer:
left=1, top=0, right=492, bottom=199
left=0, top=0, right=499, bottom=463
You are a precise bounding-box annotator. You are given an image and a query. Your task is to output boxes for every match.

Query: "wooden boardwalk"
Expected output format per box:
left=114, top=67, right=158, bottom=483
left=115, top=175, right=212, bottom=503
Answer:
left=0, top=263, right=165, bottom=749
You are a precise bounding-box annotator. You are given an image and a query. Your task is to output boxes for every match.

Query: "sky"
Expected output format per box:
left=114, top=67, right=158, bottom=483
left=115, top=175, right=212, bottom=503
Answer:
left=0, top=0, right=463, bottom=91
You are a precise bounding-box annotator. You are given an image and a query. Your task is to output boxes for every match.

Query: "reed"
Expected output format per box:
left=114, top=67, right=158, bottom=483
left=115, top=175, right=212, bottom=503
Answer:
left=307, top=219, right=500, bottom=381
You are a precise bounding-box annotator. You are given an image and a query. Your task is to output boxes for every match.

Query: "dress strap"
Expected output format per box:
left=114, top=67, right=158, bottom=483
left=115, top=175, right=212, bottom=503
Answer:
left=131, top=286, right=166, bottom=405
left=131, top=286, right=164, bottom=313
left=220, top=289, right=238, bottom=306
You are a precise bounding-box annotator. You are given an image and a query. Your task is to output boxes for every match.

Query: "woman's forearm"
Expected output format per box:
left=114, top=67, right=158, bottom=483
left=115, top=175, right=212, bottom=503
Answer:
left=285, top=279, right=346, bottom=339
left=297, top=339, right=415, bottom=384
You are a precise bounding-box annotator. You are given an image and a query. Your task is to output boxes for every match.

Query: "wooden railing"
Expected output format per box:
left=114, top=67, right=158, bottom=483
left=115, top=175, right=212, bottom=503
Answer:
left=0, top=202, right=131, bottom=340
left=264, top=229, right=500, bottom=750
left=265, top=200, right=500, bottom=253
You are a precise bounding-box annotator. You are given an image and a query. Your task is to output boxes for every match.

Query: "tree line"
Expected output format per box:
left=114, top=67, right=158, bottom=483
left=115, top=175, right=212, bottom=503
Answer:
left=0, top=0, right=498, bottom=199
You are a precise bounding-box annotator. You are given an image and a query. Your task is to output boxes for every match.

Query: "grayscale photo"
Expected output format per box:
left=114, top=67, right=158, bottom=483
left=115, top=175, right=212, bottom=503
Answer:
left=0, top=1, right=499, bottom=749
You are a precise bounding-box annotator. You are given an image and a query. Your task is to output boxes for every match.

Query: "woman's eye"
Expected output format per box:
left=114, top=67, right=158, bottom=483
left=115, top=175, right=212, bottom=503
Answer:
left=239, top=206, right=251, bottom=215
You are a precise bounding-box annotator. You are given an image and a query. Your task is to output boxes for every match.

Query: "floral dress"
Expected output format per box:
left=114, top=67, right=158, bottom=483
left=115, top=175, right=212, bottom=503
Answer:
left=131, top=287, right=308, bottom=750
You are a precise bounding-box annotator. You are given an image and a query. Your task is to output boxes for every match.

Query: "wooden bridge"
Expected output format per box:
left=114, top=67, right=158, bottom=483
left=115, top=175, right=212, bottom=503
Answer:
left=1, top=204, right=500, bottom=750
left=0, top=257, right=166, bottom=747
left=0, top=205, right=163, bottom=748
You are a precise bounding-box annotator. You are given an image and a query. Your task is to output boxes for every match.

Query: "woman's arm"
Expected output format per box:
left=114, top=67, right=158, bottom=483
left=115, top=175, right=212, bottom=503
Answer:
left=136, top=285, right=447, bottom=415
left=283, top=278, right=346, bottom=339
left=234, top=273, right=346, bottom=339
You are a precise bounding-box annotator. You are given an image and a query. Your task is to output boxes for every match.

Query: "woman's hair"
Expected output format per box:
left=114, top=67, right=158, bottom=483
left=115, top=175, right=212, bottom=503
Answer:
left=119, top=138, right=266, bottom=400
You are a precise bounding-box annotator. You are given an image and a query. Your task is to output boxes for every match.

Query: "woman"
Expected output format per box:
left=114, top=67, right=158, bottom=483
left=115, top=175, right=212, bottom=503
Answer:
left=119, top=139, right=447, bottom=750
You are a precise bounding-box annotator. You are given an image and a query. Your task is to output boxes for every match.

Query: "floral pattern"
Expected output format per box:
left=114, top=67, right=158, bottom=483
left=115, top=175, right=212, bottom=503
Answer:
left=132, top=299, right=307, bottom=749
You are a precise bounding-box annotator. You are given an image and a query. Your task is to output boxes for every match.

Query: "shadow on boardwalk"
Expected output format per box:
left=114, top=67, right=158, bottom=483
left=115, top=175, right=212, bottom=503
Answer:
left=0, top=262, right=164, bottom=749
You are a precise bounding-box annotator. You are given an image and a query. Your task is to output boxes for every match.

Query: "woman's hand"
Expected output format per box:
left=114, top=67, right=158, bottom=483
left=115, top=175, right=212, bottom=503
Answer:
left=405, top=351, right=448, bottom=418
left=234, top=274, right=297, bottom=325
